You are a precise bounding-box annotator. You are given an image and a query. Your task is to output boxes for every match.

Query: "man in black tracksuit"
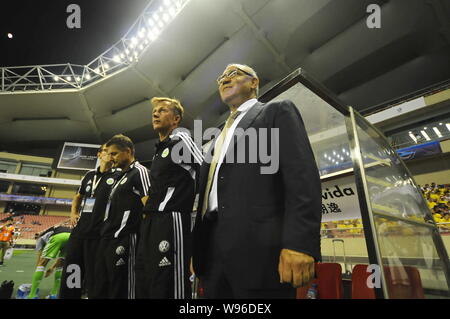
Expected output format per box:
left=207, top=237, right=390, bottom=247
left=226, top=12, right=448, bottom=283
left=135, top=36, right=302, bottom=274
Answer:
left=60, top=145, right=122, bottom=299
left=136, top=97, right=203, bottom=299
left=94, top=134, right=150, bottom=299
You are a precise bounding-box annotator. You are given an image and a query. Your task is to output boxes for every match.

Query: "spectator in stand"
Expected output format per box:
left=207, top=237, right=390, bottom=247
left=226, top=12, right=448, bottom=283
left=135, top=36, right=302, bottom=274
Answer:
left=443, top=191, right=450, bottom=202
left=438, top=196, right=448, bottom=206
left=0, top=218, right=15, bottom=266
left=433, top=206, right=443, bottom=223
left=439, top=212, right=450, bottom=230
left=351, top=219, right=363, bottom=235
left=430, top=189, right=441, bottom=201
left=428, top=198, right=438, bottom=210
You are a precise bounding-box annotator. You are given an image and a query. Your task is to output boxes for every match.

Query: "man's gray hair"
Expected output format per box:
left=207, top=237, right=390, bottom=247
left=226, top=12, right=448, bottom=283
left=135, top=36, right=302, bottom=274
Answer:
left=227, top=63, right=259, bottom=97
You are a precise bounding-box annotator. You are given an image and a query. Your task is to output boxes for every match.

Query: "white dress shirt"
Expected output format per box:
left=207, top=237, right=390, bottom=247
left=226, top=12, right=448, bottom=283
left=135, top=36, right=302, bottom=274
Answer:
left=208, top=98, right=258, bottom=212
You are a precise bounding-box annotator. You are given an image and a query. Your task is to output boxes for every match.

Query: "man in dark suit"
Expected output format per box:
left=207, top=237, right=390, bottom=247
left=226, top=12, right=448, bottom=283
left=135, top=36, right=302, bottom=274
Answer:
left=192, top=64, right=322, bottom=298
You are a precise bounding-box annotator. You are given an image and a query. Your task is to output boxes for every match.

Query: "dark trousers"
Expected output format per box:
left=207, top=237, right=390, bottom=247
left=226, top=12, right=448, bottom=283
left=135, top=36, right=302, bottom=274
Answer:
left=92, top=234, right=137, bottom=299
left=199, top=217, right=295, bottom=299
left=59, top=237, right=99, bottom=299
left=200, top=259, right=295, bottom=299
left=136, top=212, right=191, bottom=299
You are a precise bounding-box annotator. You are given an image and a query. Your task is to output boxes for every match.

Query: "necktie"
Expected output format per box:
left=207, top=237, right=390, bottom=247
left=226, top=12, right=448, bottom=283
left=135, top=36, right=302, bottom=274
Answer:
left=201, top=111, right=241, bottom=217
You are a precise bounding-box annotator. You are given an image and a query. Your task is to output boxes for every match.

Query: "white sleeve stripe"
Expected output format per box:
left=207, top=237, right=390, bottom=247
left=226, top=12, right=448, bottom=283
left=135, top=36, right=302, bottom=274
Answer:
left=135, top=167, right=146, bottom=194
left=136, top=165, right=150, bottom=196
left=179, top=132, right=204, bottom=161
left=177, top=133, right=200, bottom=164
left=135, top=166, right=150, bottom=196
left=176, top=133, right=204, bottom=165
left=136, top=164, right=150, bottom=187
left=134, top=163, right=150, bottom=190
left=135, top=163, right=151, bottom=190
left=176, top=132, right=203, bottom=162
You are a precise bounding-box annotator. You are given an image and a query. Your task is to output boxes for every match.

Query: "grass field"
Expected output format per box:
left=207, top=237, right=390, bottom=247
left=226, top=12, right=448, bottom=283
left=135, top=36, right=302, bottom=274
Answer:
left=1, top=249, right=56, bottom=299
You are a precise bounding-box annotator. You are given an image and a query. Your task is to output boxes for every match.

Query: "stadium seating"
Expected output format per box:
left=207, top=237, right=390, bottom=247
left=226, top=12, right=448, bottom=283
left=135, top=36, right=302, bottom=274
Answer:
left=0, top=213, right=68, bottom=239
left=384, top=265, right=425, bottom=299
left=351, top=264, right=376, bottom=299
left=351, top=264, right=424, bottom=299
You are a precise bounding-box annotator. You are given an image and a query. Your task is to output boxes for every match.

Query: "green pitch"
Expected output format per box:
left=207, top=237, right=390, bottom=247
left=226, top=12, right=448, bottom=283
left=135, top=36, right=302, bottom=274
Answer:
left=0, top=249, right=56, bottom=299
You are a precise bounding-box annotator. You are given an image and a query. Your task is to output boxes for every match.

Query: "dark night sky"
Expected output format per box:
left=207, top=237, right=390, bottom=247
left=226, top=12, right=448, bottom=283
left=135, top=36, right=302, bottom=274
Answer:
left=0, top=0, right=150, bottom=66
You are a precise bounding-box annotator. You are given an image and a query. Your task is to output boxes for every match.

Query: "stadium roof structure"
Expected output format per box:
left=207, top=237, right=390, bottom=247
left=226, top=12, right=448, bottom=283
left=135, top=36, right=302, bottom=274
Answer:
left=0, top=0, right=449, bottom=159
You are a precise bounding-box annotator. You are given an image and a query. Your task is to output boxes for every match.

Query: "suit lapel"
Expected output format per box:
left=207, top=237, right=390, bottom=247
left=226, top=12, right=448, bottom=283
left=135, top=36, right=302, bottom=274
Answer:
left=198, top=102, right=265, bottom=197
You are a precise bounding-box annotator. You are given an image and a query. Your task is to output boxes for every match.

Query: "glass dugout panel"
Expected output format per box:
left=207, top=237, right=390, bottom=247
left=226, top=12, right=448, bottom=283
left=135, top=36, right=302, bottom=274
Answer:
left=269, top=81, right=352, bottom=177
left=264, top=74, right=370, bottom=278
left=374, top=216, right=449, bottom=296
left=258, top=68, right=450, bottom=299
left=352, top=109, right=450, bottom=298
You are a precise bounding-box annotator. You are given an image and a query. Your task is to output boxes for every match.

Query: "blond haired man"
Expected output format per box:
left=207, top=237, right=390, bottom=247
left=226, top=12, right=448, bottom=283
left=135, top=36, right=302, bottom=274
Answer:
left=136, top=97, right=203, bottom=299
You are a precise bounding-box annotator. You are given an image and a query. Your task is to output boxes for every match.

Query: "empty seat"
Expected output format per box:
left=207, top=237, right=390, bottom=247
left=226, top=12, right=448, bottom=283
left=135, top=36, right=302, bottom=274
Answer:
left=351, top=264, right=376, bottom=299
left=351, top=264, right=424, bottom=299
left=296, top=263, right=343, bottom=299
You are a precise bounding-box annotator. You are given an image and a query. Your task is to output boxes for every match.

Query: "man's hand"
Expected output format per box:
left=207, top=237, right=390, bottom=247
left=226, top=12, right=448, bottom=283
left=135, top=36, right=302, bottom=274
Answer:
left=278, top=249, right=315, bottom=288
left=70, top=213, right=79, bottom=227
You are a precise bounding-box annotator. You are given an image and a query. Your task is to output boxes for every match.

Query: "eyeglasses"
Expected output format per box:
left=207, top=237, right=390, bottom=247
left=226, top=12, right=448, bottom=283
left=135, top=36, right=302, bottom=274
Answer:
left=217, top=68, right=254, bottom=85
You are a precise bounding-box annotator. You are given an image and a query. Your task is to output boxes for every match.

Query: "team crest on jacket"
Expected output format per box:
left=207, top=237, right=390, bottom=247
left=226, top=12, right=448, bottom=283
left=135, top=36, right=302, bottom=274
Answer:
left=161, top=148, right=170, bottom=158
left=85, top=185, right=91, bottom=193
left=116, top=246, right=125, bottom=255
left=106, top=178, right=115, bottom=185
left=159, top=240, right=170, bottom=253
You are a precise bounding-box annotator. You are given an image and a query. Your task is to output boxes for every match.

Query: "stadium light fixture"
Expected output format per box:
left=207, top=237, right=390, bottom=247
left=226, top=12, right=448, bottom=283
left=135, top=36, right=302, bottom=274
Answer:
left=433, top=127, right=443, bottom=138
left=408, top=133, right=417, bottom=143
left=163, top=13, right=170, bottom=23
left=2, top=0, right=192, bottom=92
left=420, top=130, right=431, bottom=141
